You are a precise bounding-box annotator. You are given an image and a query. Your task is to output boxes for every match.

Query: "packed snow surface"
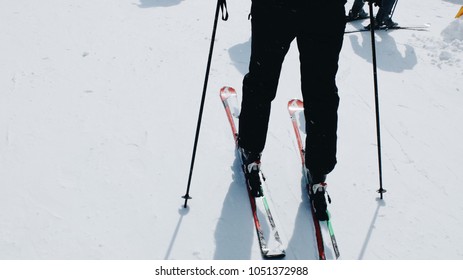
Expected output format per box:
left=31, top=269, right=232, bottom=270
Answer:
left=0, top=0, right=462, bottom=259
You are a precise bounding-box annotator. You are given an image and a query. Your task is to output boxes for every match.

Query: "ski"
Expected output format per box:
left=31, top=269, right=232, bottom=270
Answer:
left=287, top=99, right=340, bottom=260
left=345, top=25, right=429, bottom=34
left=220, top=86, right=285, bottom=258
left=345, top=15, right=369, bottom=22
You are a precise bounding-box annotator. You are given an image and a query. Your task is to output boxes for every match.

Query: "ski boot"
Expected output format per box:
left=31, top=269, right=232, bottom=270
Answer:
left=380, top=17, right=399, bottom=29
left=346, top=8, right=369, bottom=22
left=241, top=149, right=264, bottom=197
left=366, top=16, right=398, bottom=30
left=307, top=170, right=330, bottom=221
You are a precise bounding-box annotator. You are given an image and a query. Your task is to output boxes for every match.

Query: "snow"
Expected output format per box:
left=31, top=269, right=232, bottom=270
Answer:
left=0, top=0, right=462, bottom=260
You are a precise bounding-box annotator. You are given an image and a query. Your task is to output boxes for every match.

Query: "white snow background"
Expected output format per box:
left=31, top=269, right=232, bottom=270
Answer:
left=1, top=0, right=463, bottom=260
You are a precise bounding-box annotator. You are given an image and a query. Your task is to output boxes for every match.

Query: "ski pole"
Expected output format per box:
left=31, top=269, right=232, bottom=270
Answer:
left=390, top=0, right=399, bottom=19
left=366, top=0, right=387, bottom=199
left=182, top=0, right=228, bottom=208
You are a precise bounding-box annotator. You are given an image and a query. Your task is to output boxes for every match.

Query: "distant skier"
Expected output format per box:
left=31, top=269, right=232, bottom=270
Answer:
left=346, top=0, right=369, bottom=21
left=346, top=0, right=399, bottom=29
left=238, top=0, right=347, bottom=221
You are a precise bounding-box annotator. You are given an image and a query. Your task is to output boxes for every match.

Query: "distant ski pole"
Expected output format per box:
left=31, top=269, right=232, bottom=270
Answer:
left=366, top=0, right=387, bottom=198
left=390, top=0, right=399, bottom=20
left=182, top=0, right=228, bottom=208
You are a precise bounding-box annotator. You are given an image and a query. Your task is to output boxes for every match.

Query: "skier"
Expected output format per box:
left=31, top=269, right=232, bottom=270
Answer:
left=346, top=0, right=398, bottom=28
left=238, top=0, right=346, bottom=221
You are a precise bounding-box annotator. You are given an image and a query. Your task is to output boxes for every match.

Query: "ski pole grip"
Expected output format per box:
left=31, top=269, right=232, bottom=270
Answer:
left=219, top=0, right=229, bottom=21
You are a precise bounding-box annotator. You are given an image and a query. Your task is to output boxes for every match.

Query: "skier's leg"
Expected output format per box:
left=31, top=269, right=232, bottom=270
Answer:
left=238, top=3, right=296, bottom=153
left=350, top=0, right=366, bottom=15
left=376, top=0, right=398, bottom=23
left=297, top=3, right=346, bottom=178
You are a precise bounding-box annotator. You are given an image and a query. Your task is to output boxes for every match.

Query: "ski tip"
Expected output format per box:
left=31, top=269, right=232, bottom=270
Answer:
left=287, top=99, right=304, bottom=114
left=220, top=86, right=237, bottom=100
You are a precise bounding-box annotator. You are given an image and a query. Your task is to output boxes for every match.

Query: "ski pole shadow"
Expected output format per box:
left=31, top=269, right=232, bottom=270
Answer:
left=137, top=0, right=184, bottom=8
left=357, top=197, right=386, bottom=260
left=213, top=150, right=254, bottom=259
left=348, top=30, right=418, bottom=73
left=164, top=206, right=190, bottom=259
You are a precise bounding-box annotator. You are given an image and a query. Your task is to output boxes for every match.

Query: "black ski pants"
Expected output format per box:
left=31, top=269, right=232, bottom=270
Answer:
left=238, top=1, right=346, bottom=176
left=351, top=0, right=397, bottom=22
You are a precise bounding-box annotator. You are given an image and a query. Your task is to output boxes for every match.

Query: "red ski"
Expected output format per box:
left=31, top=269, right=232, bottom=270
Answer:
left=288, top=99, right=340, bottom=260
left=220, top=86, right=285, bottom=258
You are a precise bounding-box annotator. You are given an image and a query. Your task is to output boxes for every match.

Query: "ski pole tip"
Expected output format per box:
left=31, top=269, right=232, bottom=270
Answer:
left=377, top=188, right=387, bottom=199
left=182, top=194, right=192, bottom=208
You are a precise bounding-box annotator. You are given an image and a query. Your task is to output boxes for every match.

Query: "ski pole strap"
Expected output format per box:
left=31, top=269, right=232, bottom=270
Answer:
left=219, top=0, right=229, bottom=21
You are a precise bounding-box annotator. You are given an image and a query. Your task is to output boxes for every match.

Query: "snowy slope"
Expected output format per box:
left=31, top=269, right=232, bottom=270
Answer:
left=0, top=0, right=462, bottom=260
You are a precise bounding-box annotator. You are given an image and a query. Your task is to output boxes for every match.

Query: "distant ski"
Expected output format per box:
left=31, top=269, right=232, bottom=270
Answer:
left=345, top=25, right=429, bottom=34
left=220, top=86, right=285, bottom=258
left=287, top=99, right=340, bottom=260
left=345, top=15, right=369, bottom=23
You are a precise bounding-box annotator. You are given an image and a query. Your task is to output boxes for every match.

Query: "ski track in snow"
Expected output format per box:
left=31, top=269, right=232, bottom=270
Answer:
left=410, top=19, right=463, bottom=72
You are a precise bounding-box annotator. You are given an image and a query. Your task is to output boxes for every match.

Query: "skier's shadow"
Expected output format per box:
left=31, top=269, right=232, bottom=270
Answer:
left=137, top=0, right=184, bottom=8
left=285, top=178, right=317, bottom=259
left=213, top=150, right=255, bottom=259
left=228, top=38, right=251, bottom=75
left=348, top=30, right=417, bottom=73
